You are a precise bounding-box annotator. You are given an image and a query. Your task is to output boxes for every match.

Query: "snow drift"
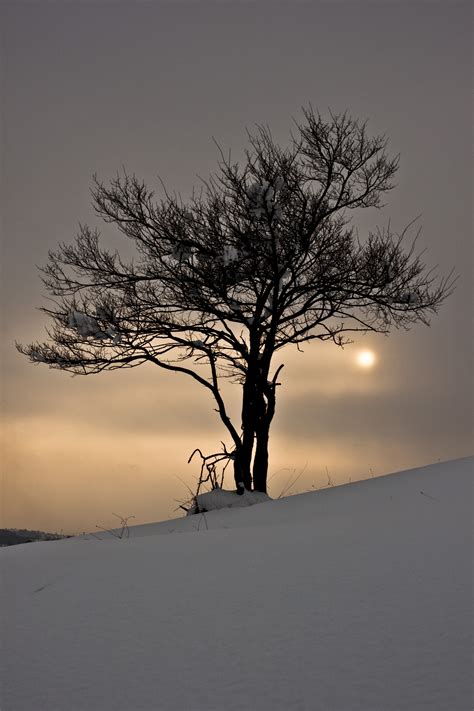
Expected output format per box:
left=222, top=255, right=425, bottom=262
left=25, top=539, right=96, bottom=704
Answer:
left=1, top=457, right=472, bottom=711
left=186, top=487, right=270, bottom=515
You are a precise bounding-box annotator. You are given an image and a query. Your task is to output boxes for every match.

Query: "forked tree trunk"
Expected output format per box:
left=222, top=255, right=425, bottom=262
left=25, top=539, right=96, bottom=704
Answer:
left=235, top=352, right=277, bottom=493
left=252, top=368, right=278, bottom=493
left=236, top=357, right=260, bottom=491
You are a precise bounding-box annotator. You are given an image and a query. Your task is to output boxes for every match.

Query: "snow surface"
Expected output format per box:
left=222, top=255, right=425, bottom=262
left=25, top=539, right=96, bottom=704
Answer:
left=1, top=457, right=472, bottom=711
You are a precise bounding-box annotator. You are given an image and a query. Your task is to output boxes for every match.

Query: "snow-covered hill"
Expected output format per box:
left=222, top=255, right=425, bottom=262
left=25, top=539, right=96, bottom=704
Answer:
left=1, top=457, right=472, bottom=711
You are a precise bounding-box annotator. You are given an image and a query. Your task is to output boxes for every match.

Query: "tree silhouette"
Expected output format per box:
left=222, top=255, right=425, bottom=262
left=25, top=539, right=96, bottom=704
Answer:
left=18, top=108, right=453, bottom=493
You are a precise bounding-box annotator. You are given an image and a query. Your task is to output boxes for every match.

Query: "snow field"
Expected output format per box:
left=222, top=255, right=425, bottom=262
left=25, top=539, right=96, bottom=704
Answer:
left=1, top=457, right=472, bottom=710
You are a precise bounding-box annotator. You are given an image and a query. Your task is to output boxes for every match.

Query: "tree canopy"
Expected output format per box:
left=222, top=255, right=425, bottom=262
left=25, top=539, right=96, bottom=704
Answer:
left=19, top=107, right=453, bottom=494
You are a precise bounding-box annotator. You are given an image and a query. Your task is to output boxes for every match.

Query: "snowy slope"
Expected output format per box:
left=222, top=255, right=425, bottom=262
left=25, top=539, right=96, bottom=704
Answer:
left=1, top=457, right=472, bottom=711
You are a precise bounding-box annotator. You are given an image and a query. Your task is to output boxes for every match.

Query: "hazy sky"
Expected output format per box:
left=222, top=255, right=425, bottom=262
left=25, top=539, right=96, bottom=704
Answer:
left=1, top=1, right=472, bottom=534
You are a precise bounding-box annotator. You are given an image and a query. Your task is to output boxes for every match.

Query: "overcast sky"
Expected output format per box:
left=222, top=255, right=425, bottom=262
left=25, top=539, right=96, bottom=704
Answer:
left=1, top=1, right=472, bottom=534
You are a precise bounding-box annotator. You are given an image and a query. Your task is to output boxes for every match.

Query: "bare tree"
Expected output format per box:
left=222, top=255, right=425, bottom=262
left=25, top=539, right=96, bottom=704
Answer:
left=18, top=108, right=453, bottom=494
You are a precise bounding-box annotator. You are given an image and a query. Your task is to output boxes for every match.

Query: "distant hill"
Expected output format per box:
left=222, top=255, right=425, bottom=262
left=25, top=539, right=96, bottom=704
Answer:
left=0, top=529, right=70, bottom=547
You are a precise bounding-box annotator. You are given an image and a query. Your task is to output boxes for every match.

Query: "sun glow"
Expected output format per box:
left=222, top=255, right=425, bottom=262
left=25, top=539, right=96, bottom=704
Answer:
left=356, top=349, right=376, bottom=368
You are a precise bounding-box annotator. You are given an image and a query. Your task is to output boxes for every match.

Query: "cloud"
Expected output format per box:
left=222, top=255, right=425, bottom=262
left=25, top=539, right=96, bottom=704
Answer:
left=276, top=378, right=472, bottom=447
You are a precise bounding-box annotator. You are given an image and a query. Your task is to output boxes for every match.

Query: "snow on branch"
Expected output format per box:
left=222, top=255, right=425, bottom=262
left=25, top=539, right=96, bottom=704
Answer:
left=67, top=310, right=120, bottom=343
left=246, top=178, right=283, bottom=221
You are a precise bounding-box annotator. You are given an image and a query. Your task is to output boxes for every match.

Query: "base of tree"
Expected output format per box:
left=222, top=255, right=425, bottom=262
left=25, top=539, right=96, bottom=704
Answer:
left=187, top=488, right=271, bottom=516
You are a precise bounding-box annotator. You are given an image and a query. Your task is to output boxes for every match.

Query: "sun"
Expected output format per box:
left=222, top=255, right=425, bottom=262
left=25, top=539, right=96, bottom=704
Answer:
left=356, top=349, right=376, bottom=368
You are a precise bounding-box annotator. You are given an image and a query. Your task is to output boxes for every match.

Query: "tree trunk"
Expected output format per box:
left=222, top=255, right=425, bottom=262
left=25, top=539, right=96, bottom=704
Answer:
left=251, top=363, right=279, bottom=493
left=238, top=354, right=260, bottom=491
left=252, top=425, right=269, bottom=492
left=233, top=445, right=252, bottom=492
